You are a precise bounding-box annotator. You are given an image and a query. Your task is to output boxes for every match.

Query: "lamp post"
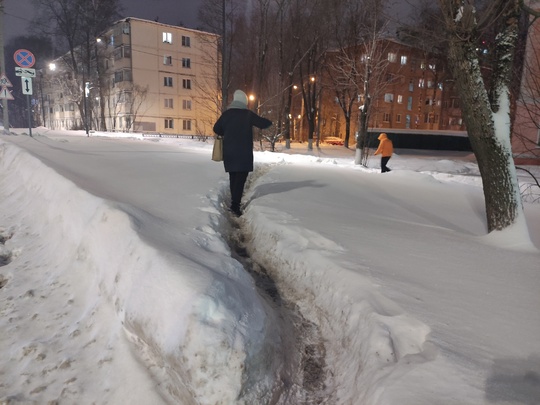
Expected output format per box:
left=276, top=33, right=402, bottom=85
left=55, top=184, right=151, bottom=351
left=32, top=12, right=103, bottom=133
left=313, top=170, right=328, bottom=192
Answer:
left=84, top=81, right=90, bottom=136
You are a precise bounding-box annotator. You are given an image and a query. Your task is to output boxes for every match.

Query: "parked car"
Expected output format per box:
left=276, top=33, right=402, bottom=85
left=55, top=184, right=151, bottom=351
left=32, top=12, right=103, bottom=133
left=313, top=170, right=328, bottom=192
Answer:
left=323, top=136, right=344, bottom=146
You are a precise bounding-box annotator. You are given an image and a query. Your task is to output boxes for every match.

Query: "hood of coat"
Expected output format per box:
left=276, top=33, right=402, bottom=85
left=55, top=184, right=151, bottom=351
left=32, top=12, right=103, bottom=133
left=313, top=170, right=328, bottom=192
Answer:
left=228, top=90, right=249, bottom=110
left=378, top=133, right=388, bottom=140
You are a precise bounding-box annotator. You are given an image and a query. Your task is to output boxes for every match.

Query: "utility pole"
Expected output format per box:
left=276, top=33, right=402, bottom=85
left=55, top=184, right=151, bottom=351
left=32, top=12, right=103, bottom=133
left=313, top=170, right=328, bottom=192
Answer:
left=0, top=0, right=11, bottom=133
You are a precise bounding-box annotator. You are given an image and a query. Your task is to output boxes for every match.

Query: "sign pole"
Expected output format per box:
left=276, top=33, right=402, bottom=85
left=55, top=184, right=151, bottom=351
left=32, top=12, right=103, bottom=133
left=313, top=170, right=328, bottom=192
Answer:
left=26, top=94, right=32, bottom=137
left=0, top=0, right=10, bottom=132
left=13, top=49, right=36, bottom=137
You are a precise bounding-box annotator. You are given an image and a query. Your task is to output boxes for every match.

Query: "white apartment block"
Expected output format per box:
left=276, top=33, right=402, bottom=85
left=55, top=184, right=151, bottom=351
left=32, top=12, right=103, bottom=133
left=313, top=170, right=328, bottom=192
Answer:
left=40, top=18, right=220, bottom=136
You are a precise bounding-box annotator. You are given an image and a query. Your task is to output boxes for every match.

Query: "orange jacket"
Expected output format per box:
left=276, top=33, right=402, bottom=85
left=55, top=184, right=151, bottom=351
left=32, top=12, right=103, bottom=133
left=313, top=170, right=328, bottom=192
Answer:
left=374, top=133, right=393, bottom=157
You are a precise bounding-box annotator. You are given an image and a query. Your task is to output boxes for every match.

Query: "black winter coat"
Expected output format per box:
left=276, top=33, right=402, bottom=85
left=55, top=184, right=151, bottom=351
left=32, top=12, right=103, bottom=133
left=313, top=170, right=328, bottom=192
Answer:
left=213, top=108, right=272, bottom=173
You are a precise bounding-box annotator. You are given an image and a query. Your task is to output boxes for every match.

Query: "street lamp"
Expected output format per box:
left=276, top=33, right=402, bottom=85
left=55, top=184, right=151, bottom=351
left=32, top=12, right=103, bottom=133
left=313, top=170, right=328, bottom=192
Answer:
left=84, top=81, right=90, bottom=136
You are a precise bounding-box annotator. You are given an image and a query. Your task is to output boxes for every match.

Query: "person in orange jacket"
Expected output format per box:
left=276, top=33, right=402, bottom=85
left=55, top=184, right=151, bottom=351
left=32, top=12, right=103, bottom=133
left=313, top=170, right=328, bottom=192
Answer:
left=374, top=132, right=393, bottom=173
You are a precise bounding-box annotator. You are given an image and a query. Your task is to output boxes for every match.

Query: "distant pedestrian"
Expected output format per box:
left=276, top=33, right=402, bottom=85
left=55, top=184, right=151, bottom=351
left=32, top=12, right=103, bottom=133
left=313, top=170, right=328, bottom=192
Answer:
left=374, top=132, right=393, bottom=173
left=213, top=90, right=272, bottom=216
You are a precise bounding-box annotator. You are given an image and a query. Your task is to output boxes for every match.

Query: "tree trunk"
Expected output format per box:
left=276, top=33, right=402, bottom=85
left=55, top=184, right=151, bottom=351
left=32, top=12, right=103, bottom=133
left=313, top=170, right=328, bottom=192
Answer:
left=446, top=33, right=522, bottom=232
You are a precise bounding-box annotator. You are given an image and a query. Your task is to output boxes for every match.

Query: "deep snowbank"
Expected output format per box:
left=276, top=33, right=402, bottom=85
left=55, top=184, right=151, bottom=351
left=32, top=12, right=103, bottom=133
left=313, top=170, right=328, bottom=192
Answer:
left=0, top=140, right=280, bottom=404
left=242, top=198, right=435, bottom=403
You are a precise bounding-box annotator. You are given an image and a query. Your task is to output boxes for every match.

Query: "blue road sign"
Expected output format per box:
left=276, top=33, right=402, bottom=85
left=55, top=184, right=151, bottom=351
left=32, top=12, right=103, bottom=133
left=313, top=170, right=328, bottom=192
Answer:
left=14, top=49, right=36, bottom=68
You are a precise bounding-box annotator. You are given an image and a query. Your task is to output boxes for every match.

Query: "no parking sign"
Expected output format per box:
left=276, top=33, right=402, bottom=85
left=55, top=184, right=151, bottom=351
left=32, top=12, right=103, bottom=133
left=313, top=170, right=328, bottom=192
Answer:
left=14, top=49, right=36, bottom=68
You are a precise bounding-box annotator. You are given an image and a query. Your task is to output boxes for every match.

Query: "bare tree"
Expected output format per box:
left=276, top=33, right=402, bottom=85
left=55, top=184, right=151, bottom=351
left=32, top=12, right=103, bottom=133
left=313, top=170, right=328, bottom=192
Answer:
left=323, top=0, right=388, bottom=157
left=33, top=0, right=121, bottom=132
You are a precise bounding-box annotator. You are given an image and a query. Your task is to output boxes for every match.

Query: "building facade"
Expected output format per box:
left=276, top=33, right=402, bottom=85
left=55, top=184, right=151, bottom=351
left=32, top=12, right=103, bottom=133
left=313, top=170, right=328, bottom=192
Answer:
left=316, top=38, right=465, bottom=148
left=39, top=18, right=219, bottom=136
left=513, top=0, right=540, bottom=164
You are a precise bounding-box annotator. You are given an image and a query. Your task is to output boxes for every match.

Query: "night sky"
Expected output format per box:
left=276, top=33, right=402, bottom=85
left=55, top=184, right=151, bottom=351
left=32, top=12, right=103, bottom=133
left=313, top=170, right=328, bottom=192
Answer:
left=3, top=0, right=416, bottom=44
left=3, top=0, right=204, bottom=42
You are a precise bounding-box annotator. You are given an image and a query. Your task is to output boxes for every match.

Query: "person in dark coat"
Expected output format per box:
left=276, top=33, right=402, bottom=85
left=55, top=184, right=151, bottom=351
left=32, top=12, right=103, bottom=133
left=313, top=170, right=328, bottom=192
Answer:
left=213, top=90, right=272, bottom=216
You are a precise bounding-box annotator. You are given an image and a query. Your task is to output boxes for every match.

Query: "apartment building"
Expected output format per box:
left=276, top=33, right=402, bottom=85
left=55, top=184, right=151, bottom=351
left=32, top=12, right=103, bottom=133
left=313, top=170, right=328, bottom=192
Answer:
left=40, top=18, right=219, bottom=136
left=319, top=38, right=466, bottom=148
left=513, top=0, right=540, bottom=164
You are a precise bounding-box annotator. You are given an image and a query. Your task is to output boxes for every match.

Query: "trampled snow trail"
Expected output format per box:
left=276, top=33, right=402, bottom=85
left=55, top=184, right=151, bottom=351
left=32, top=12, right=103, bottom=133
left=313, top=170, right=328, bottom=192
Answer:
left=224, top=166, right=333, bottom=404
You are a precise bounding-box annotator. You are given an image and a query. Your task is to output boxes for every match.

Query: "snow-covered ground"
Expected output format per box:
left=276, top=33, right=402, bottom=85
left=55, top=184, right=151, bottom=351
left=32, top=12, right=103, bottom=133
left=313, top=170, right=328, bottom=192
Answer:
left=1, top=128, right=539, bottom=405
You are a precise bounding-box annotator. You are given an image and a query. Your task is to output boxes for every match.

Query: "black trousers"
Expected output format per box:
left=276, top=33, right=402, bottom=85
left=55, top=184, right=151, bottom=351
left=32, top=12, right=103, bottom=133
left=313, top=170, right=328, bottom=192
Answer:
left=381, top=156, right=391, bottom=173
left=229, top=171, right=249, bottom=209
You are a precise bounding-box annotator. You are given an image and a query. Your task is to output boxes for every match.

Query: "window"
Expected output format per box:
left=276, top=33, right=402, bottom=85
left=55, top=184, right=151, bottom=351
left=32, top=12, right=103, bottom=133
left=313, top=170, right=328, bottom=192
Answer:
left=396, top=114, right=401, bottom=123
left=400, top=55, right=407, bottom=65
left=182, top=99, right=192, bottom=110
left=384, top=93, right=394, bottom=103
left=418, top=78, right=425, bottom=88
left=536, top=128, right=540, bottom=146
left=427, top=80, right=434, bottom=88
left=163, top=55, right=173, bottom=65
left=397, top=95, right=403, bottom=104
left=117, top=91, right=132, bottom=103
left=164, top=76, right=173, bottom=87
left=405, top=114, right=411, bottom=128
left=165, top=118, right=174, bottom=129
left=409, top=80, right=414, bottom=92
left=163, top=32, right=172, bottom=43
left=182, top=35, right=191, bottom=47
left=388, top=52, right=397, bottom=62
left=383, top=113, right=391, bottom=122
left=183, top=120, right=192, bottom=130
left=425, top=98, right=433, bottom=106
left=407, top=96, right=413, bottom=111
left=164, top=98, right=174, bottom=108
left=114, top=45, right=131, bottom=60
left=182, top=79, right=191, bottom=89
left=114, top=69, right=132, bottom=83
left=182, top=58, right=191, bottom=68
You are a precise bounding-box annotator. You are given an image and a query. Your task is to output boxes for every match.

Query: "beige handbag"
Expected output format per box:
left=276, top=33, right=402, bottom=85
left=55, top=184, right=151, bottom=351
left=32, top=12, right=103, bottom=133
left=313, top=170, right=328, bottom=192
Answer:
left=212, top=136, right=223, bottom=161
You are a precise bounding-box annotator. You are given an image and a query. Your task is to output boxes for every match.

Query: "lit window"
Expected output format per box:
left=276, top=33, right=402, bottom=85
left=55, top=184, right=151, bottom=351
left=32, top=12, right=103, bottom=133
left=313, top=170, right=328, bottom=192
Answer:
left=384, top=93, right=394, bottom=103
left=400, top=55, right=407, bottom=65
left=418, top=78, right=425, bottom=88
left=397, top=95, right=403, bottom=104
left=163, top=32, right=172, bottom=43
left=388, top=52, right=397, bottom=63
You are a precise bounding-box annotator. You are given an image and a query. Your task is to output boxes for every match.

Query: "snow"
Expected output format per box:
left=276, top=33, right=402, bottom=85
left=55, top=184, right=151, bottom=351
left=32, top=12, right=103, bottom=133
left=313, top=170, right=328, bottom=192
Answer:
left=1, top=127, right=539, bottom=405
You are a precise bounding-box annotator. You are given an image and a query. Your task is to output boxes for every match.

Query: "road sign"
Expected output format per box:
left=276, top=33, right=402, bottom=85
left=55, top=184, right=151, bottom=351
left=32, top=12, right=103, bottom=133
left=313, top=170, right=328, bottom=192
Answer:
left=14, top=49, right=36, bottom=68
left=0, top=73, right=13, bottom=87
left=21, top=77, right=33, bottom=95
left=15, top=67, right=36, bottom=78
left=0, top=87, right=14, bottom=100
